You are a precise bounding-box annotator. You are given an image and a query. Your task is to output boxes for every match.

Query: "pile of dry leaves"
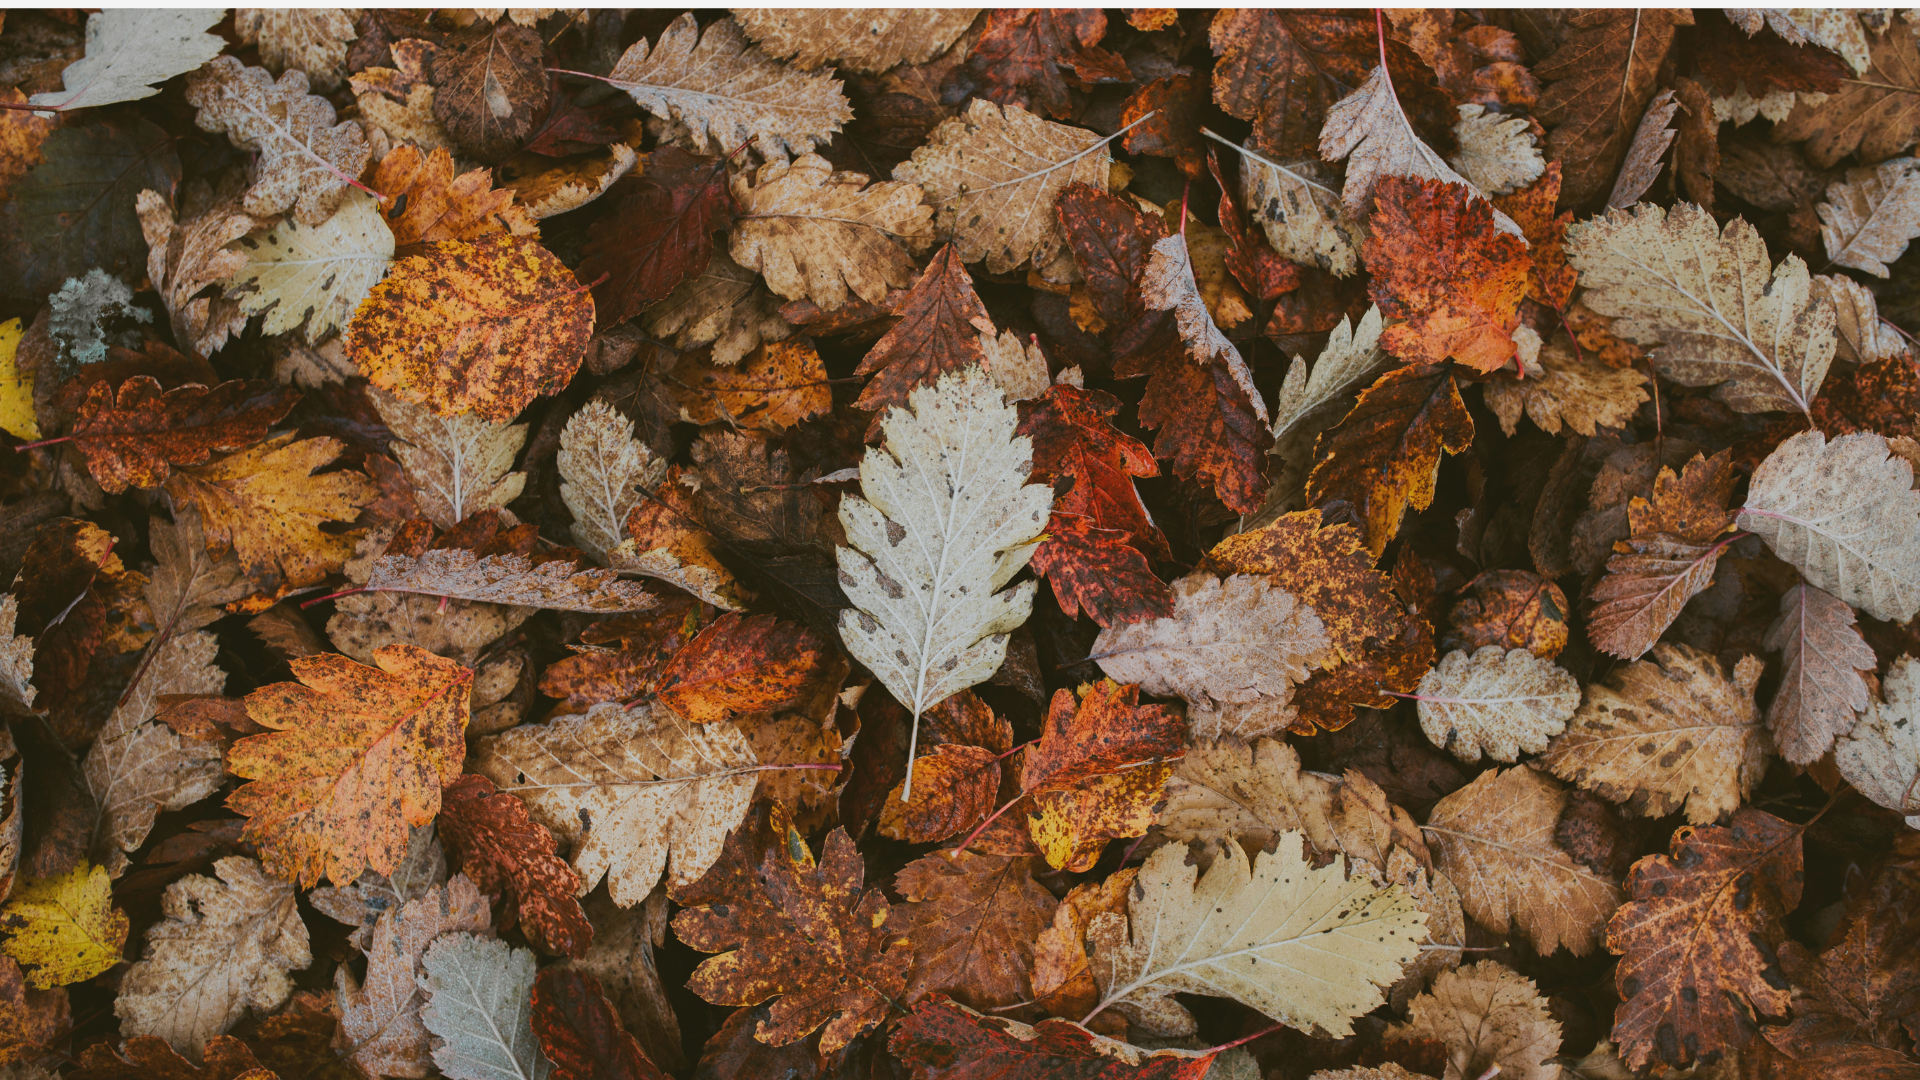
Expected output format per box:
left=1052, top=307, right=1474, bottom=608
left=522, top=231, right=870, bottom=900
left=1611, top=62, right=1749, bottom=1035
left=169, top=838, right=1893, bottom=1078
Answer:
left=0, top=7, right=1917, bottom=1080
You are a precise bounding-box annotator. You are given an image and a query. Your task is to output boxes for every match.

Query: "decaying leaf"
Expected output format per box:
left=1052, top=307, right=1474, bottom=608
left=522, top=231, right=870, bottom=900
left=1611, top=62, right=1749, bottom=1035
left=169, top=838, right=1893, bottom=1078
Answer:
left=890, top=852, right=1056, bottom=1012
left=1835, top=655, right=1920, bottom=826
left=1416, top=646, right=1579, bottom=764
left=185, top=56, right=373, bottom=227
left=68, top=378, right=301, bottom=494
left=1365, top=176, right=1527, bottom=372
left=0, top=862, right=127, bottom=989
left=1764, top=581, right=1875, bottom=765
left=891, top=996, right=1213, bottom=1079
left=728, top=152, right=931, bottom=311
left=1307, top=363, right=1476, bottom=557
left=373, top=385, right=529, bottom=531
left=1817, top=157, right=1920, bottom=278
left=731, top=9, right=979, bottom=73
left=1090, top=572, right=1331, bottom=708
left=1385, top=962, right=1562, bottom=1080
left=337, top=874, right=492, bottom=1079
left=224, top=187, right=395, bottom=343
left=362, top=548, right=655, bottom=613
left=371, top=143, right=540, bottom=251
left=1485, top=338, right=1649, bottom=437
left=418, top=933, right=552, bottom=1080
left=233, top=9, right=358, bottom=90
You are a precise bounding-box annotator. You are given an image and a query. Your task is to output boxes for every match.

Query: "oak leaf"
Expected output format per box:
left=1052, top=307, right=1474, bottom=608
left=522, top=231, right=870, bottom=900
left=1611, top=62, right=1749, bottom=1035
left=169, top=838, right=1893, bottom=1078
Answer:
left=1835, top=655, right=1920, bottom=826
left=1365, top=177, right=1527, bottom=372
left=348, top=233, right=594, bottom=422
left=1385, top=962, right=1562, bottom=1080
left=1091, top=572, right=1331, bottom=708
left=895, top=99, right=1112, bottom=280
left=1486, top=338, right=1648, bottom=438
left=967, top=9, right=1126, bottom=121
left=473, top=701, right=757, bottom=905
left=836, top=366, right=1052, bottom=795
left=25, top=10, right=224, bottom=112
left=1765, top=582, right=1875, bottom=765
left=891, top=852, right=1056, bottom=1011
left=1775, top=17, right=1920, bottom=168
left=234, top=8, right=358, bottom=90
left=731, top=9, right=979, bottom=74
left=68, top=378, right=300, bottom=495
left=673, top=800, right=910, bottom=1052
left=1607, top=808, right=1801, bottom=1071
left=372, top=143, right=539, bottom=251
left=655, top=614, right=832, bottom=724
left=223, top=187, right=395, bottom=344
left=419, top=933, right=552, bottom=1080
left=606, top=14, right=851, bottom=159
left=1415, top=647, right=1578, bottom=764
left=728, top=153, right=931, bottom=311
left=184, top=56, right=374, bottom=227
left=1543, top=644, right=1768, bottom=825
left=336, top=874, right=492, bottom=1079
left=530, top=966, right=669, bottom=1080
left=1307, top=363, right=1475, bottom=557
left=429, top=22, right=549, bottom=163
left=439, top=774, right=591, bottom=959
left=1739, top=431, right=1920, bottom=623
left=0, top=863, right=125, bottom=989
left=1422, top=766, right=1623, bottom=957
left=1566, top=202, right=1835, bottom=416
left=891, top=997, right=1213, bottom=1080
left=577, top=147, right=733, bottom=329
left=165, top=434, right=375, bottom=596
left=227, top=644, right=472, bottom=888
left=1533, top=10, right=1693, bottom=206
left=1086, top=831, right=1426, bottom=1038
left=113, top=856, right=309, bottom=1054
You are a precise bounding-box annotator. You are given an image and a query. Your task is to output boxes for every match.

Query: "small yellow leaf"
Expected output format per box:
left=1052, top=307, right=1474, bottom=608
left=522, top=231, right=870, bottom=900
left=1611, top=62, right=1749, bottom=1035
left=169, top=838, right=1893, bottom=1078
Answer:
left=0, top=319, right=38, bottom=441
left=0, top=863, right=129, bottom=988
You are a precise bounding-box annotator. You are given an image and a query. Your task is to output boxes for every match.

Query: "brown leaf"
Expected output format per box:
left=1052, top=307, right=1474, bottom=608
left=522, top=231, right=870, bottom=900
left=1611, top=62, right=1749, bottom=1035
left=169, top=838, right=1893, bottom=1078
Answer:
left=1534, top=9, right=1694, bottom=207
left=532, top=966, right=671, bottom=1080
left=1776, top=16, right=1920, bottom=169
left=184, top=56, right=372, bottom=226
left=372, top=143, right=539, bottom=251
left=1385, top=961, right=1563, bottom=1080
left=579, top=147, right=734, bottom=330
left=891, top=852, right=1057, bottom=1011
left=673, top=800, right=910, bottom=1053
left=1366, top=177, right=1528, bottom=372
left=438, top=773, right=591, bottom=959
left=69, top=378, right=301, bottom=495
left=538, top=598, right=704, bottom=710
left=1445, top=569, right=1571, bottom=659
left=0, top=955, right=65, bottom=1067
left=667, top=338, right=832, bottom=432
left=880, top=744, right=1003, bottom=844
left=1765, top=582, right=1876, bottom=765
left=654, top=613, right=831, bottom=723
left=1123, top=331, right=1274, bottom=516
left=1607, top=808, right=1802, bottom=1071
left=1586, top=450, right=1739, bottom=659
left=1308, top=363, right=1476, bottom=557
left=362, top=547, right=656, bottom=613
left=968, top=9, right=1125, bottom=120
left=70, top=1034, right=266, bottom=1080
left=854, top=244, right=992, bottom=415
left=428, top=21, right=549, bottom=163
left=1122, top=74, right=1208, bottom=178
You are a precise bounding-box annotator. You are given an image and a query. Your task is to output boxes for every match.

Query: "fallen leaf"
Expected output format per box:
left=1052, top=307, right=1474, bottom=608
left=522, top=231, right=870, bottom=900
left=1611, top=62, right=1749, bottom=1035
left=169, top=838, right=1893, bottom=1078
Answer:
left=336, top=875, right=492, bottom=1079
left=69, top=1035, right=267, bottom=1080
left=1816, top=158, right=1920, bottom=278
left=1090, top=572, right=1331, bottom=707
left=348, top=233, right=594, bottom=422
left=68, top=378, right=301, bottom=494
left=605, top=14, right=852, bottom=159
left=1533, top=9, right=1694, bottom=206
left=1139, top=233, right=1266, bottom=414
left=1485, top=337, right=1649, bottom=437
left=577, top=147, right=733, bottom=330
left=732, top=9, right=979, bottom=74
left=1416, top=646, right=1579, bottom=764
left=854, top=244, right=992, bottom=414
left=28, top=10, right=226, bottom=112
left=891, top=996, right=1213, bottom=1079
left=967, top=8, right=1126, bottom=121
left=371, top=386, right=529, bottom=531
left=667, top=338, right=832, bottom=432
left=1422, top=766, right=1623, bottom=957
left=1124, top=330, right=1276, bottom=515
left=429, top=22, right=549, bottom=163
left=165, top=434, right=374, bottom=596
left=233, top=8, right=358, bottom=90
left=373, top=143, right=540, bottom=250
left=135, top=185, right=260, bottom=358
left=1010, top=680, right=1186, bottom=871
left=531, top=966, right=669, bottom=1080
left=654, top=614, right=831, bottom=723
left=1775, top=16, right=1920, bottom=168
left=1307, top=363, right=1476, bottom=557
left=418, top=933, right=550, bottom=1080
left=1543, top=644, right=1768, bottom=825
left=1608, top=808, right=1801, bottom=1071
left=1365, top=176, right=1527, bottom=372
left=1491, top=163, right=1577, bottom=310
left=113, top=856, right=309, bottom=1054
left=1385, top=961, right=1562, bottom=1080
left=673, top=800, right=910, bottom=1052
left=1835, top=655, right=1920, bottom=826
left=184, top=56, right=373, bottom=227
left=439, top=774, right=591, bottom=959
left=1587, top=450, right=1739, bottom=659
left=1450, top=103, right=1545, bottom=197
left=0, top=956, right=66, bottom=1067
left=0, top=862, right=126, bottom=989
left=1444, top=569, right=1571, bottom=659
left=308, top=823, right=447, bottom=952
left=641, top=249, right=795, bottom=367
left=1605, top=88, right=1681, bottom=210
left=891, top=852, right=1056, bottom=1011
left=473, top=701, right=758, bottom=906
left=362, top=548, right=655, bottom=613
left=1764, top=582, right=1875, bottom=765
left=728, top=152, right=931, bottom=311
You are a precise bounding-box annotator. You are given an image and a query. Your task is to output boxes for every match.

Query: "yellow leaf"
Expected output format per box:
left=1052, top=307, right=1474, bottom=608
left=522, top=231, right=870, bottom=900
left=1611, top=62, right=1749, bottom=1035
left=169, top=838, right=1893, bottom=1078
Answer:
left=0, top=863, right=128, bottom=988
left=0, top=319, right=37, bottom=441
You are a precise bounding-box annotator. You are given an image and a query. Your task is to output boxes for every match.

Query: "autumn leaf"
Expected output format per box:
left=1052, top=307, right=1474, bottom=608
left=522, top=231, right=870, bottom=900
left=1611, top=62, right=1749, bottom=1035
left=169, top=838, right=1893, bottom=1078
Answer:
left=1415, top=647, right=1579, bottom=764
left=135, top=185, right=259, bottom=358
left=727, top=152, right=931, bottom=311
left=226, top=644, right=472, bottom=887
left=1835, top=655, right=1920, bottom=826
left=853, top=244, right=993, bottom=414
left=1090, top=572, right=1331, bottom=708
left=223, top=188, right=395, bottom=344
left=1444, top=570, right=1571, bottom=659
left=890, top=997, right=1214, bottom=1080
left=1028, top=516, right=1175, bottom=630
left=537, top=599, right=703, bottom=711
left=732, top=9, right=978, bottom=74
left=1124, top=332, right=1276, bottom=516
left=0, top=863, right=126, bottom=989
left=337, top=875, right=492, bottom=1079
left=417, top=933, right=550, bottom=1080
left=891, top=852, right=1057, bottom=1012
left=649, top=613, right=831, bottom=724
left=373, top=143, right=540, bottom=251
left=473, top=701, right=758, bottom=906
left=1422, top=766, right=1624, bottom=957
left=1775, top=16, right=1920, bottom=168
left=1588, top=449, right=1739, bottom=659
left=68, top=377, right=300, bottom=494
left=361, top=547, right=656, bottom=613
left=0, top=956, right=65, bottom=1067
left=1485, top=337, right=1649, bottom=438
left=184, top=56, right=373, bottom=227
left=28, top=9, right=226, bottom=113
left=531, top=967, right=669, bottom=1080
left=429, top=21, right=549, bottom=163
left=1764, top=582, right=1876, bottom=765
left=1139, top=233, right=1267, bottom=413
left=372, top=386, right=529, bottom=531
left=348, top=232, right=595, bottom=422
left=1056, top=182, right=1167, bottom=329
left=69, top=1035, right=270, bottom=1080
left=616, top=464, right=747, bottom=611
left=1544, top=644, right=1768, bottom=825
left=1534, top=10, right=1693, bottom=206
left=1365, top=176, right=1527, bottom=372
left=1385, top=962, right=1562, bottom=1080
left=666, top=338, right=832, bottom=432
left=967, top=8, right=1126, bottom=120
left=439, top=774, right=591, bottom=960
left=1491, top=163, right=1577, bottom=310
left=577, top=147, right=733, bottom=330
left=1307, top=363, right=1475, bottom=557
left=113, top=857, right=309, bottom=1054
left=234, top=9, right=357, bottom=90
left=641, top=248, right=795, bottom=367
left=673, top=800, right=910, bottom=1053
left=1608, top=808, right=1802, bottom=1071
left=165, top=434, right=374, bottom=596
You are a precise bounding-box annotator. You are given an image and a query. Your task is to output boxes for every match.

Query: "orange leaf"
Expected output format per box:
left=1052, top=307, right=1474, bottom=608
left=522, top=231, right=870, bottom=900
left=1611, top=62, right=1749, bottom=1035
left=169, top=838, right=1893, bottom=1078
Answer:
left=1308, top=363, right=1475, bottom=556
left=654, top=613, right=832, bottom=723
left=1366, top=176, right=1528, bottom=372
left=70, top=377, right=301, bottom=494
left=853, top=244, right=991, bottom=415
left=667, top=337, right=832, bottom=432
left=372, top=143, right=539, bottom=251
left=226, top=644, right=473, bottom=887
left=439, top=773, right=592, bottom=959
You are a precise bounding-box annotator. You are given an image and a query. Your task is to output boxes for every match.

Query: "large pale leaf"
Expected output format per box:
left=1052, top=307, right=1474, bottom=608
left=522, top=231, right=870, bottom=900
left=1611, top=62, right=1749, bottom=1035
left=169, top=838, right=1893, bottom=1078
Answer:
left=114, top=857, right=310, bottom=1054
left=1090, top=571, right=1332, bottom=707
left=224, top=188, right=394, bottom=343
left=1415, top=646, right=1579, bottom=764
left=894, top=99, right=1113, bottom=279
left=1818, top=158, right=1920, bottom=278
left=28, top=10, right=226, bottom=112
left=419, top=933, right=552, bottom=1080
left=371, top=387, right=528, bottom=530
left=730, top=9, right=979, bottom=73
left=362, top=550, right=656, bottom=613
left=1764, top=582, right=1875, bottom=765
left=604, top=14, right=851, bottom=158
left=1835, top=655, right=1920, bottom=827
left=184, top=56, right=373, bottom=226
left=472, top=701, right=758, bottom=906
left=1086, top=832, right=1425, bottom=1038
left=835, top=366, right=1052, bottom=795
left=1566, top=202, right=1836, bottom=415
left=1738, top=430, right=1920, bottom=623
left=728, top=153, right=931, bottom=311
left=1542, top=644, right=1768, bottom=825
left=557, top=400, right=666, bottom=564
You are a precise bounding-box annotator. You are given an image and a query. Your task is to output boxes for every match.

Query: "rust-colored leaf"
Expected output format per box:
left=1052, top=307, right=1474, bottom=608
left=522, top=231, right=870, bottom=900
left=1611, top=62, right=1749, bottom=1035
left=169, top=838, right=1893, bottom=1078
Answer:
left=578, top=147, right=733, bottom=329
left=854, top=244, right=992, bottom=416
left=372, top=142, right=539, bottom=251
left=532, top=966, right=671, bottom=1080
left=438, top=773, right=591, bottom=959
left=967, top=9, right=1126, bottom=120
left=1492, top=162, right=1578, bottom=310
left=1308, top=363, right=1476, bottom=557
left=891, top=852, right=1057, bottom=1012
left=69, top=377, right=301, bottom=494
left=654, top=613, right=832, bottom=723
left=1445, top=569, right=1571, bottom=659
left=1366, top=176, right=1528, bottom=372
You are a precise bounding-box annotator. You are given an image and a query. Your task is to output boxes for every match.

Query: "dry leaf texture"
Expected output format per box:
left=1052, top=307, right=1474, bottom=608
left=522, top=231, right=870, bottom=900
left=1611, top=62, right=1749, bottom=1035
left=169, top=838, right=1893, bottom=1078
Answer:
left=0, top=863, right=127, bottom=989
left=185, top=56, right=373, bottom=226
left=1090, top=572, right=1331, bottom=708
left=1416, top=647, right=1579, bottom=764
left=374, top=387, right=529, bottom=530
left=224, top=187, right=394, bottom=343
left=28, top=10, right=226, bottom=112
left=337, top=874, right=491, bottom=1079
left=728, top=152, right=931, bottom=311
left=164, top=433, right=375, bottom=594
left=1764, top=582, right=1874, bottom=765
left=890, top=852, right=1056, bottom=1012
left=1818, top=158, right=1920, bottom=277
left=363, top=549, right=655, bottom=613
left=234, top=9, right=358, bottom=90
left=1386, top=961, right=1562, bottom=1080
left=731, top=8, right=979, bottom=73
left=1835, top=655, right=1920, bottom=826
left=419, top=933, right=552, bottom=1080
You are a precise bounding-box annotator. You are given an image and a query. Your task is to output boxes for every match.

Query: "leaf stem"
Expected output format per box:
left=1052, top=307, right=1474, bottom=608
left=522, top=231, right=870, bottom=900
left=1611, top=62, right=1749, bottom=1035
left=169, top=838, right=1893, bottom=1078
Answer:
left=1205, top=1022, right=1285, bottom=1056
left=13, top=436, right=72, bottom=451
left=300, top=587, right=369, bottom=608
left=949, top=792, right=1025, bottom=858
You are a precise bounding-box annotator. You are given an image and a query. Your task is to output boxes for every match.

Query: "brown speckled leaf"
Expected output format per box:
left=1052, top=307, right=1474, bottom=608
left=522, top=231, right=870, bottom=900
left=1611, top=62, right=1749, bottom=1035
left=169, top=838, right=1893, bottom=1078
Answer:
left=1385, top=961, right=1563, bottom=1080
left=70, top=378, right=300, bottom=494
left=1763, top=581, right=1876, bottom=765
left=1308, top=363, right=1475, bottom=557
left=531, top=966, right=670, bottom=1080
left=654, top=613, right=832, bottom=724
left=372, top=143, right=539, bottom=251
left=363, top=548, right=656, bottom=613
left=438, top=774, right=591, bottom=959
left=1607, top=808, right=1801, bottom=1072
left=879, top=744, right=1002, bottom=844
left=348, top=233, right=594, bottom=422
left=1366, top=176, right=1527, bottom=373
left=673, top=801, right=910, bottom=1053
left=226, top=644, right=473, bottom=888
left=891, top=852, right=1056, bottom=1011
left=854, top=244, right=992, bottom=415
left=1010, top=681, right=1185, bottom=871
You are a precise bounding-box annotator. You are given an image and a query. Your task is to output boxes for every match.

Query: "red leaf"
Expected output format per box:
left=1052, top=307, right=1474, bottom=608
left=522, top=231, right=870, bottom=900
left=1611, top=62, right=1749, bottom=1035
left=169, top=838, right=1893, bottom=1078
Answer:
left=1122, top=340, right=1273, bottom=515
left=854, top=244, right=992, bottom=415
left=438, top=773, right=593, bottom=958
left=532, top=967, right=670, bottom=1080
left=1210, top=150, right=1302, bottom=304
left=71, top=377, right=302, bottom=494
left=577, top=147, right=733, bottom=328
left=1018, top=385, right=1166, bottom=555
left=968, top=9, right=1128, bottom=120
left=1365, top=176, right=1528, bottom=372
left=1030, top=514, right=1174, bottom=628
